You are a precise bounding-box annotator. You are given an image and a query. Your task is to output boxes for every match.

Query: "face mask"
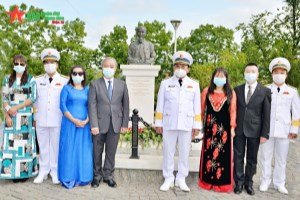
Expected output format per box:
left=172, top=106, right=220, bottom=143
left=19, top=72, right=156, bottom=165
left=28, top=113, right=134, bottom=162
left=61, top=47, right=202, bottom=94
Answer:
left=72, top=75, right=84, bottom=85
left=174, top=69, right=187, bottom=78
left=272, top=74, right=286, bottom=85
left=102, top=68, right=115, bottom=78
left=44, top=63, right=57, bottom=74
left=14, top=65, right=25, bottom=74
left=213, top=77, right=226, bottom=87
left=244, top=73, right=257, bottom=84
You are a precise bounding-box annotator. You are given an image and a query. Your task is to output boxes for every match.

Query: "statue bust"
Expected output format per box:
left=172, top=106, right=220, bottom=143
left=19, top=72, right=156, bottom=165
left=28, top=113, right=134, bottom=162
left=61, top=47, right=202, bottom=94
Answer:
left=128, top=26, right=156, bottom=65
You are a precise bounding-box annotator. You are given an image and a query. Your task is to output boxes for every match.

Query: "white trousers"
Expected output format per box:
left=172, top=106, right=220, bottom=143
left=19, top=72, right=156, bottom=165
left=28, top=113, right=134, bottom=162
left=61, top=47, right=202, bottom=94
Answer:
left=162, top=130, right=192, bottom=182
left=259, top=137, right=290, bottom=187
left=36, top=126, right=61, bottom=178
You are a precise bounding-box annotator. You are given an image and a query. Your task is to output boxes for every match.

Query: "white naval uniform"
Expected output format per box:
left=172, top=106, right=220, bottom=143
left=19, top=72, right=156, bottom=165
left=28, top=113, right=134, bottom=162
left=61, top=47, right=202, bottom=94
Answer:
left=260, top=83, right=300, bottom=188
left=34, top=72, right=68, bottom=178
left=155, top=75, right=201, bottom=182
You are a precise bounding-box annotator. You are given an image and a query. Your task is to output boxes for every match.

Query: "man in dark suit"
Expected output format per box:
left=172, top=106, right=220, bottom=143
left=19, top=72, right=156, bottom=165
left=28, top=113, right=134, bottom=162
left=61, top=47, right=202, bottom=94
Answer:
left=233, top=63, right=271, bottom=195
left=88, top=57, right=129, bottom=188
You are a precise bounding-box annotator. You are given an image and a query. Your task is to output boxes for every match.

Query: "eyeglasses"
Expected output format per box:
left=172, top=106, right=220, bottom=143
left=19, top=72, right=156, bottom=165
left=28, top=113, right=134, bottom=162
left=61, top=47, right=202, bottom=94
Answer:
left=72, top=72, right=84, bottom=76
left=14, top=63, right=26, bottom=66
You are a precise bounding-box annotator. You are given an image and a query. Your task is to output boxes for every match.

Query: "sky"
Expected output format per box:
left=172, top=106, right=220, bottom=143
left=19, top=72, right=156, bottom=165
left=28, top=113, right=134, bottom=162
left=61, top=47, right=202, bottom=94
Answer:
left=2, top=0, right=285, bottom=49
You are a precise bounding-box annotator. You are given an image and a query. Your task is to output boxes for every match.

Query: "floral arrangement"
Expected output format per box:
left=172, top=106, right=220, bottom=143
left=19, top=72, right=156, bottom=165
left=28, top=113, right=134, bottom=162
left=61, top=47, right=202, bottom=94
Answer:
left=119, top=127, right=162, bottom=150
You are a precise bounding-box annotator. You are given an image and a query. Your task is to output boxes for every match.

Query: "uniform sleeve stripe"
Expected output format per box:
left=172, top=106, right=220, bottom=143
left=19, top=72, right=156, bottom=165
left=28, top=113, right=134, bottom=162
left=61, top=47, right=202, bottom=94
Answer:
left=194, top=115, right=201, bottom=122
left=155, top=112, right=163, bottom=120
left=292, top=120, right=300, bottom=127
left=32, top=107, right=37, bottom=113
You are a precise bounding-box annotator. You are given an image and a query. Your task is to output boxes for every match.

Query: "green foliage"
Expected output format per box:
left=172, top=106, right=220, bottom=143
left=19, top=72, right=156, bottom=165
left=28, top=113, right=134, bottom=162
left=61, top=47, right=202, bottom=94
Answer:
left=186, top=24, right=236, bottom=64
left=188, top=49, right=248, bottom=89
left=218, top=50, right=248, bottom=87
left=237, top=1, right=300, bottom=87
left=119, top=127, right=162, bottom=150
left=99, top=25, right=128, bottom=65
left=189, top=63, right=214, bottom=90
left=0, top=4, right=100, bottom=83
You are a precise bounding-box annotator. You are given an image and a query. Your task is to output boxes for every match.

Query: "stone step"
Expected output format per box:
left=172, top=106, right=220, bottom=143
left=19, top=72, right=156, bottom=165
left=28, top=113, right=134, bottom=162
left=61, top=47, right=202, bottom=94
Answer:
left=115, top=142, right=202, bottom=172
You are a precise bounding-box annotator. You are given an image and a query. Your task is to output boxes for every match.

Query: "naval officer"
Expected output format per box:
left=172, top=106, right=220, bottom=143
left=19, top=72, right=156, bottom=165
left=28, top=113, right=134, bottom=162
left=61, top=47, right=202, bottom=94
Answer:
left=33, top=48, right=68, bottom=184
left=259, top=57, right=300, bottom=194
left=155, top=51, right=201, bottom=192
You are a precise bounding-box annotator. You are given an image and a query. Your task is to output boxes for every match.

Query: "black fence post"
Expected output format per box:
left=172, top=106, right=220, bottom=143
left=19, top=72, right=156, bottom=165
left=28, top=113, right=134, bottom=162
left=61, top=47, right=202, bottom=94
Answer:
left=130, top=109, right=140, bottom=159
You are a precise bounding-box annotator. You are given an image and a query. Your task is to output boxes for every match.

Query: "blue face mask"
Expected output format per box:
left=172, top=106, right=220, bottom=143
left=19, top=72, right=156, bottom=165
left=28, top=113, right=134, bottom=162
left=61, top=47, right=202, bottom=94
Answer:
left=14, top=65, right=25, bottom=74
left=71, top=75, right=84, bottom=85
left=102, top=68, right=115, bottom=79
left=244, top=73, right=257, bottom=84
left=213, top=77, right=226, bottom=87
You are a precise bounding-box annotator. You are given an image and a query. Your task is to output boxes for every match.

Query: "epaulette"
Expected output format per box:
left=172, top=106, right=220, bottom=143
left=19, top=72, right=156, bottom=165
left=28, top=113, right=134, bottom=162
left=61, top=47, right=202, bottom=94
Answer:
left=35, top=74, right=44, bottom=78
left=60, top=74, right=69, bottom=79
left=287, top=84, right=297, bottom=90
left=161, top=77, right=171, bottom=82
left=190, top=77, right=199, bottom=83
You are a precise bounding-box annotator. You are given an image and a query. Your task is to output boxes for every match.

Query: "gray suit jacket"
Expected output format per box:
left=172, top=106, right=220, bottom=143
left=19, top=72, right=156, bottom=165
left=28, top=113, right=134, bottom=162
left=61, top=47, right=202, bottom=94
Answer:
left=88, top=77, right=129, bottom=134
left=234, top=83, right=271, bottom=139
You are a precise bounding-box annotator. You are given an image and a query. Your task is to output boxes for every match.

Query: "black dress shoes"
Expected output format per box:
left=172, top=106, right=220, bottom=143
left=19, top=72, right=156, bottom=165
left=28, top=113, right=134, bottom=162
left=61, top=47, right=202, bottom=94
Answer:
left=91, top=179, right=100, bottom=188
left=103, top=179, right=117, bottom=188
left=244, top=185, right=255, bottom=196
left=234, top=185, right=243, bottom=194
left=13, top=178, right=28, bottom=183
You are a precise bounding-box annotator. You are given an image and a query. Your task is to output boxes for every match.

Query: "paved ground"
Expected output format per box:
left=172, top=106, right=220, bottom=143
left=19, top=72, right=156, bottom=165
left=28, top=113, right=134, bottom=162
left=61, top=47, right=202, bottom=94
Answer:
left=0, top=138, right=299, bottom=200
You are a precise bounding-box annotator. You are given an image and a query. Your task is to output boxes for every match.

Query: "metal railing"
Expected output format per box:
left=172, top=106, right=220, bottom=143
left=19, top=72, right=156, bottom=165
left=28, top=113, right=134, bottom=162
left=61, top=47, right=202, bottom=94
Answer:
left=129, top=109, right=202, bottom=159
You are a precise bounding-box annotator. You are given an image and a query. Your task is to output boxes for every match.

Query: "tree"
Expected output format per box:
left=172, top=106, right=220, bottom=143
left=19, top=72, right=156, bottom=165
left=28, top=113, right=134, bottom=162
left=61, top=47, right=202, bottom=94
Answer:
left=174, top=36, right=188, bottom=52
left=186, top=24, right=236, bottom=64
left=0, top=4, right=56, bottom=76
left=98, top=25, right=128, bottom=65
left=284, top=0, right=300, bottom=55
left=218, top=50, right=248, bottom=86
left=0, top=4, right=100, bottom=83
left=237, top=1, right=300, bottom=88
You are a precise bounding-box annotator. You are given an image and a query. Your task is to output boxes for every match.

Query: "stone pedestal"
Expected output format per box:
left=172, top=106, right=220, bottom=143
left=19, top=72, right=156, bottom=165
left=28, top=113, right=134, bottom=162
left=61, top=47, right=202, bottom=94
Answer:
left=120, top=65, right=161, bottom=124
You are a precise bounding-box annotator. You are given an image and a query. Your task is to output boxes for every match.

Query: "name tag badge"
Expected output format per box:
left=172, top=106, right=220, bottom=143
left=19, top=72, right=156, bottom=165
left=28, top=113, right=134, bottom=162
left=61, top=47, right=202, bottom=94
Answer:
left=167, top=85, right=176, bottom=92
left=40, top=83, right=46, bottom=86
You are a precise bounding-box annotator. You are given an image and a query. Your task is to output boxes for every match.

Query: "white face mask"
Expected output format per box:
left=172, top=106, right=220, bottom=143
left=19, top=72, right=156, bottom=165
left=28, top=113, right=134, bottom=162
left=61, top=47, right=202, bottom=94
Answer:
left=272, top=74, right=286, bottom=85
left=14, top=65, right=26, bottom=74
left=44, top=63, right=57, bottom=74
left=174, top=69, right=187, bottom=78
left=244, top=72, right=257, bottom=84
left=102, top=68, right=115, bottom=79
left=71, top=75, right=84, bottom=85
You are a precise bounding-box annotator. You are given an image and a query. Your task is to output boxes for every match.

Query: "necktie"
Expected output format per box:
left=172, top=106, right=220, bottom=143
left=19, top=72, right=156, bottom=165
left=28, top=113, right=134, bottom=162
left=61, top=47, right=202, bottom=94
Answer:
left=277, top=87, right=280, bottom=93
left=246, top=85, right=252, bottom=104
left=49, top=77, right=53, bottom=83
left=178, top=79, right=183, bottom=87
left=108, top=80, right=112, bottom=100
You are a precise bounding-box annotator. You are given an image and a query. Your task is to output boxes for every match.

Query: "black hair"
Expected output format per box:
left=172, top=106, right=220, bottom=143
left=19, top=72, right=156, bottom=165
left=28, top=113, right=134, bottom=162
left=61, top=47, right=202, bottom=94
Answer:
left=245, top=62, right=258, bottom=69
left=9, top=54, right=29, bottom=87
left=207, top=67, right=233, bottom=105
left=68, top=65, right=87, bottom=87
